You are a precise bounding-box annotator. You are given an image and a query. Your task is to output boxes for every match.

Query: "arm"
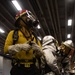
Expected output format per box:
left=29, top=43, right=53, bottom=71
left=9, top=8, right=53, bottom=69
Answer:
left=4, top=30, right=14, bottom=54
left=4, top=30, right=31, bottom=54
left=8, top=43, right=31, bottom=54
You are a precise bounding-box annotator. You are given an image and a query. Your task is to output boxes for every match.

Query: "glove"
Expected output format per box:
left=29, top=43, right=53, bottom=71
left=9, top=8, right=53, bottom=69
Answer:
left=8, top=43, right=31, bottom=54
left=21, top=43, right=31, bottom=51
left=30, top=41, right=40, bottom=50
left=8, top=45, right=20, bottom=54
left=31, top=41, right=43, bottom=57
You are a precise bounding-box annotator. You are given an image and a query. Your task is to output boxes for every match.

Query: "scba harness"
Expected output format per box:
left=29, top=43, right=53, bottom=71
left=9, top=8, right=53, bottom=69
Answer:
left=12, top=29, right=42, bottom=68
left=13, top=29, right=38, bottom=45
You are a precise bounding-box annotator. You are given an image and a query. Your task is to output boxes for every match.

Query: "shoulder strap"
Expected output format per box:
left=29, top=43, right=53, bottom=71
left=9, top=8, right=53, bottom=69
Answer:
left=12, top=29, right=41, bottom=45
left=32, top=32, right=38, bottom=44
left=13, top=29, right=19, bottom=45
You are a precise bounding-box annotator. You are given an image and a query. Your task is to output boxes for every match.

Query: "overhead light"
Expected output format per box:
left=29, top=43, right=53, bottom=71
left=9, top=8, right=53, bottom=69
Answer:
left=68, top=19, right=72, bottom=26
left=0, top=28, right=5, bottom=33
left=37, top=25, right=41, bottom=29
left=12, top=0, right=22, bottom=11
left=67, top=34, right=71, bottom=38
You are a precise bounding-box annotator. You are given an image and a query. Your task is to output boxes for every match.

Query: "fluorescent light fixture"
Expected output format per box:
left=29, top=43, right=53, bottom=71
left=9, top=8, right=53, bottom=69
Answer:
left=12, top=0, right=22, bottom=11
left=67, top=34, right=71, bottom=38
left=38, top=36, right=41, bottom=40
left=37, top=25, right=41, bottom=29
left=68, top=19, right=72, bottom=26
left=0, top=28, right=5, bottom=33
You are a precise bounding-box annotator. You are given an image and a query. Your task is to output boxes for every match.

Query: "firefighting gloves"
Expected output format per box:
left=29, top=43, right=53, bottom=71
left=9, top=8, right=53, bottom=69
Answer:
left=31, top=41, right=43, bottom=57
left=8, top=41, right=42, bottom=56
left=8, top=43, right=31, bottom=54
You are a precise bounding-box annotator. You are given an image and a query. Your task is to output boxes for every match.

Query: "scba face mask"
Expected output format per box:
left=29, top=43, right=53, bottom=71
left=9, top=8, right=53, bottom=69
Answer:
left=25, top=10, right=39, bottom=28
left=15, top=10, right=39, bottom=29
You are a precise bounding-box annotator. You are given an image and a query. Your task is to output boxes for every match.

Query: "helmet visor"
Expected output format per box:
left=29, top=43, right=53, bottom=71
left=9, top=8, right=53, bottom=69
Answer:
left=15, top=10, right=39, bottom=28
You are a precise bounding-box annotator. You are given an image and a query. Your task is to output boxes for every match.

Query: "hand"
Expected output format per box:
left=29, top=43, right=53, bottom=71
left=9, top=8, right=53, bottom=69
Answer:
left=26, top=41, right=40, bottom=50
left=31, top=41, right=43, bottom=57
left=21, top=43, right=31, bottom=51
left=8, top=45, right=20, bottom=54
left=26, top=41, right=36, bottom=46
left=31, top=41, right=41, bottom=51
left=8, top=43, right=31, bottom=54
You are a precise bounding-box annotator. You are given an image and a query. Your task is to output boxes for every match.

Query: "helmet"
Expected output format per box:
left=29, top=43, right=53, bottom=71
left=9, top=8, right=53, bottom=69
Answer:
left=15, top=9, right=39, bottom=28
left=42, top=35, right=58, bottom=46
left=60, top=40, right=74, bottom=55
left=15, top=10, right=27, bottom=20
left=62, top=40, right=74, bottom=49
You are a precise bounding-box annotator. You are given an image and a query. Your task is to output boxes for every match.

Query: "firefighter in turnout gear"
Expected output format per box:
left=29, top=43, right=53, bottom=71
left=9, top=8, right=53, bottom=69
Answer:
left=57, top=40, right=74, bottom=75
left=4, top=10, right=42, bottom=75
left=41, top=35, right=61, bottom=75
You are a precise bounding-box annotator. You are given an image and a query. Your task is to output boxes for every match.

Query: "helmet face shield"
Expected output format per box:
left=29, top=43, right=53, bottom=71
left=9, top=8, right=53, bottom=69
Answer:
left=15, top=10, right=39, bottom=29
left=24, top=10, right=39, bottom=28
left=26, top=10, right=36, bottom=22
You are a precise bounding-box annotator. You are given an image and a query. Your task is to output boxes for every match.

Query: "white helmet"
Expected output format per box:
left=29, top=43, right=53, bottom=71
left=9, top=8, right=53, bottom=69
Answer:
left=42, top=35, right=57, bottom=46
left=62, top=40, right=74, bottom=49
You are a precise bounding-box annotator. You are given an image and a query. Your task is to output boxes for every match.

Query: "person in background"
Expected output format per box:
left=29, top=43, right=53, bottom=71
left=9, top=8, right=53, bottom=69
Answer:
left=57, top=40, right=74, bottom=75
left=41, top=35, right=61, bottom=75
left=4, top=9, right=42, bottom=75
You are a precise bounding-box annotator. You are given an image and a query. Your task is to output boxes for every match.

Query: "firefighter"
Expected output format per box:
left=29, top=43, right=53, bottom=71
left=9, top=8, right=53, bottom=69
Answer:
left=57, top=40, right=74, bottom=75
left=4, top=9, right=42, bottom=75
left=41, top=35, right=61, bottom=75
